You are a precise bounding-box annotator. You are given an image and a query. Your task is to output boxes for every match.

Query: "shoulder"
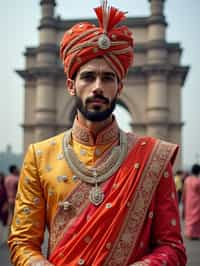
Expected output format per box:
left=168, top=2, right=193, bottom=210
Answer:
left=4, top=175, right=14, bottom=181
left=22, top=132, right=68, bottom=171
left=125, top=131, right=178, bottom=164
left=26, top=132, right=66, bottom=156
left=4, top=175, right=11, bottom=183
left=125, top=131, right=177, bottom=148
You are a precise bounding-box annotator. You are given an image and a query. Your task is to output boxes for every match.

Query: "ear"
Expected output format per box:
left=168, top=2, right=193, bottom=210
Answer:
left=67, top=78, right=76, bottom=96
left=117, top=81, right=123, bottom=95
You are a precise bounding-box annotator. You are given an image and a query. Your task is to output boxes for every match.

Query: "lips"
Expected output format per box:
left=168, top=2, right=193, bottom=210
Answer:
left=86, top=96, right=109, bottom=105
left=91, top=98, right=106, bottom=104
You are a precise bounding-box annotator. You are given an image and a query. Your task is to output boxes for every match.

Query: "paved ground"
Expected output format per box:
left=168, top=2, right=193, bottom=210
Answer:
left=184, top=236, right=200, bottom=266
left=0, top=220, right=199, bottom=265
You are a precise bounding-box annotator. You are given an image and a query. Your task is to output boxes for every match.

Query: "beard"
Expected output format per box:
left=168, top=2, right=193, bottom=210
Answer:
left=74, top=94, right=117, bottom=122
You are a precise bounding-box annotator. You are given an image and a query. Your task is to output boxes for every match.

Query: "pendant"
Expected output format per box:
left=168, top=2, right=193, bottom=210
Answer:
left=89, top=185, right=104, bottom=206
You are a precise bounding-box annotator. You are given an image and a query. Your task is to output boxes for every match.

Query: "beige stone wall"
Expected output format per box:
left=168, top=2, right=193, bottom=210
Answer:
left=26, top=55, right=36, bottom=69
left=124, top=77, right=147, bottom=123
left=24, top=80, right=36, bottom=124
left=55, top=79, right=72, bottom=125
left=134, top=53, right=147, bottom=66
left=36, top=52, right=57, bottom=67
left=39, top=29, right=57, bottom=45
left=168, top=79, right=182, bottom=122
left=131, top=28, right=147, bottom=43
left=23, top=128, right=34, bottom=154
left=168, top=51, right=181, bottom=65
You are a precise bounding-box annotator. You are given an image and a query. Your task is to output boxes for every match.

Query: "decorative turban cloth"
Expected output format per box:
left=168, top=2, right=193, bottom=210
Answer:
left=60, top=1, right=134, bottom=80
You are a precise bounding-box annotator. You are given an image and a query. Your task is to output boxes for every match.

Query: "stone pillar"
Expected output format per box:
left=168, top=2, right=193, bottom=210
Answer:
left=146, top=69, right=169, bottom=139
left=24, top=78, right=36, bottom=151
left=146, top=0, right=169, bottom=140
left=23, top=49, right=37, bottom=151
left=39, top=0, right=57, bottom=46
left=147, top=0, right=167, bottom=64
left=40, top=0, right=56, bottom=18
left=35, top=77, right=56, bottom=141
left=34, top=0, right=57, bottom=142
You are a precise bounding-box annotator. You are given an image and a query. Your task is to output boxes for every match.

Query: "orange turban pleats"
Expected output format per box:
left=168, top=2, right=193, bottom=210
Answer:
left=60, top=0, right=134, bottom=80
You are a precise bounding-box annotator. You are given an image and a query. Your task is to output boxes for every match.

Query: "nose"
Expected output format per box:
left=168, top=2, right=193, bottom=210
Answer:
left=92, top=76, right=103, bottom=95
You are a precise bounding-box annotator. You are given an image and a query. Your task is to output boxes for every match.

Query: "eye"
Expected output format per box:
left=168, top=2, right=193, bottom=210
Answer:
left=80, top=72, right=95, bottom=82
left=102, top=74, right=116, bottom=82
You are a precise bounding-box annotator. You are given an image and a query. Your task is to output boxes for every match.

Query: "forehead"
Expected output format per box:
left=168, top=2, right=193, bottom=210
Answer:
left=78, top=58, right=116, bottom=75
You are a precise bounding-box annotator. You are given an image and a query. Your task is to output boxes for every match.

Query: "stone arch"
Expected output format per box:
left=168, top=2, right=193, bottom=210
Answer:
left=118, top=91, right=143, bottom=125
left=114, top=99, right=133, bottom=132
left=19, top=0, right=189, bottom=169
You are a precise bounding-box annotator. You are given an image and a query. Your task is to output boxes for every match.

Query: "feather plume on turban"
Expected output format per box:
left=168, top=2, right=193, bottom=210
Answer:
left=60, top=1, right=134, bottom=80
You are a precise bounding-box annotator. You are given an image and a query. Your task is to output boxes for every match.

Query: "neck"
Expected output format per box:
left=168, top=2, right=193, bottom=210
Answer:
left=77, top=111, right=113, bottom=137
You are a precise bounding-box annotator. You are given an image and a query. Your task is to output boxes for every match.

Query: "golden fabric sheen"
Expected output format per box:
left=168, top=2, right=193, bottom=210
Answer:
left=8, top=120, right=118, bottom=265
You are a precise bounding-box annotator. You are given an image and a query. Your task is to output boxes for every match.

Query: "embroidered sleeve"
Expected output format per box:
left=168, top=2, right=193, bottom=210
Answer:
left=130, top=163, right=187, bottom=266
left=8, top=144, right=47, bottom=265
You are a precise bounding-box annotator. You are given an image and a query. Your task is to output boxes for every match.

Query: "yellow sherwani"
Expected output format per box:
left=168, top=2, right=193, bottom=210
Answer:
left=8, top=118, right=121, bottom=265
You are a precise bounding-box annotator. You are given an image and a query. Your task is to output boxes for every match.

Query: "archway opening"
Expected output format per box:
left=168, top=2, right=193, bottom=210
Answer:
left=114, top=101, right=133, bottom=132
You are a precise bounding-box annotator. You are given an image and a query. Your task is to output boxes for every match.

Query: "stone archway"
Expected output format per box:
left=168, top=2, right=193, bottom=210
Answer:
left=19, top=0, right=189, bottom=168
left=114, top=100, right=133, bottom=132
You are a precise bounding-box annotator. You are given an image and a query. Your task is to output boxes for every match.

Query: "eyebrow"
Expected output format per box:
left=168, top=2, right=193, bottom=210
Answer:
left=79, top=71, right=116, bottom=78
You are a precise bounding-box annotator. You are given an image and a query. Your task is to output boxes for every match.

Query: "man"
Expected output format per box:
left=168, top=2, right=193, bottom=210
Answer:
left=4, top=165, right=19, bottom=227
left=8, top=2, right=186, bottom=265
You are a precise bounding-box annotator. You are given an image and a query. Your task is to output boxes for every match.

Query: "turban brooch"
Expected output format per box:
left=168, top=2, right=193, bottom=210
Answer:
left=60, top=0, right=134, bottom=80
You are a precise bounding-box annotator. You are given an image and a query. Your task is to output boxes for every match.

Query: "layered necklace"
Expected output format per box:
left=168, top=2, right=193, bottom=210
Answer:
left=63, top=129, right=128, bottom=206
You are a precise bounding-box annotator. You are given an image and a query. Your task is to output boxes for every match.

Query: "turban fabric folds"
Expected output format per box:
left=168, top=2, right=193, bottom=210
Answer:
left=60, top=1, right=134, bottom=80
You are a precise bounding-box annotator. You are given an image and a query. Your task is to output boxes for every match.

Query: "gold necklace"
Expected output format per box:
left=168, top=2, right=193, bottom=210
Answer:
left=62, top=129, right=128, bottom=206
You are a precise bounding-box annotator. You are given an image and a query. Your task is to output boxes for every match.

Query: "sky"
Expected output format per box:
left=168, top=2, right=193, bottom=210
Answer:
left=0, top=0, right=199, bottom=168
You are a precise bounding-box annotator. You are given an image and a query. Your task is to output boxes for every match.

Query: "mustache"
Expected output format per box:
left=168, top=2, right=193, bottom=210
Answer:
left=85, top=95, right=109, bottom=104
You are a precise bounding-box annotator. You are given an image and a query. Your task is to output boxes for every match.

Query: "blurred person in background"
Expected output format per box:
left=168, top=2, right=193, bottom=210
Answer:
left=0, top=171, right=8, bottom=245
left=174, top=169, right=183, bottom=204
left=182, top=164, right=200, bottom=239
left=4, top=165, right=19, bottom=227
left=0, top=171, right=8, bottom=226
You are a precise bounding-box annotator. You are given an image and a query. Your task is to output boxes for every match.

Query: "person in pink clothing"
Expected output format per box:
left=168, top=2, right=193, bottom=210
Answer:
left=4, top=165, right=19, bottom=226
left=182, top=164, right=200, bottom=239
left=0, top=172, right=8, bottom=226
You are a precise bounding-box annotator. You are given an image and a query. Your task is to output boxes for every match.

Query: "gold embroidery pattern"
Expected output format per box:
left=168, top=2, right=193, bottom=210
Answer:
left=72, top=117, right=119, bottom=145
left=72, top=126, right=90, bottom=143
left=126, top=132, right=139, bottom=153
left=100, top=126, right=119, bottom=144
left=49, top=181, right=91, bottom=254
left=105, top=141, right=176, bottom=266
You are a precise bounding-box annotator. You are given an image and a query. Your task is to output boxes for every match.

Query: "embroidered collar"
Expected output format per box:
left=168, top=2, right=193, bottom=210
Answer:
left=71, top=116, right=119, bottom=146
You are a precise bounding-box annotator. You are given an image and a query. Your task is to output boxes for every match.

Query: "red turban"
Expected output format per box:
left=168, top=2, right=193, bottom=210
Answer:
left=60, top=1, right=134, bottom=80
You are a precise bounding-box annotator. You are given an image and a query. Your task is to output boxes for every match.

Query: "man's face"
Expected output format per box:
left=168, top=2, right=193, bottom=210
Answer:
left=70, top=58, right=121, bottom=122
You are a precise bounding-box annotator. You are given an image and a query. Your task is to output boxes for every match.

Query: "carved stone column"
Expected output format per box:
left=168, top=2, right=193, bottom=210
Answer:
left=34, top=0, right=57, bottom=142
left=146, top=67, right=169, bottom=139
left=146, top=0, right=169, bottom=140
